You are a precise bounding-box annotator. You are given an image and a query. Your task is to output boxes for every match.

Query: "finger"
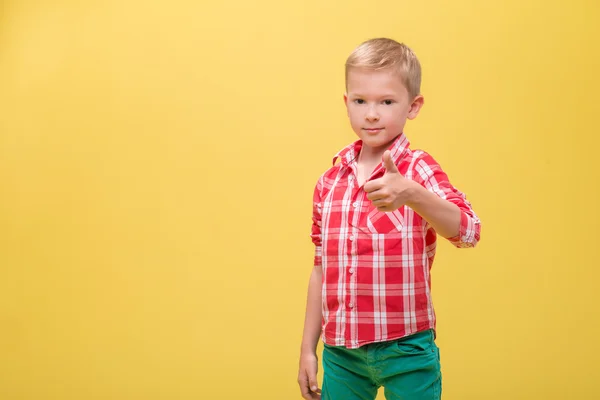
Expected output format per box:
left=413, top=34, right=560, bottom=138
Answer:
left=370, top=195, right=391, bottom=208
left=307, top=367, right=319, bottom=393
left=298, top=374, right=311, bottom=398
left=382, top=150, right=399, bottom=174
left=364, top=179, right=383, bottom=193
left=299, top=381, right=311, bottom=399
left=372, top=199, right=391, bottom=209
left=366, top=190, right=385, bottom=202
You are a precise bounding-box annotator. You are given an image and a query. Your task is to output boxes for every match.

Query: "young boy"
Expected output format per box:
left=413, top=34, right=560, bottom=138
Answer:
left=297, top=38, right=481, bottom=400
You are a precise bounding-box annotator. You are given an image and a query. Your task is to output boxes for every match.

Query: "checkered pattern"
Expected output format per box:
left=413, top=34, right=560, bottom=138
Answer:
left=311, top=133, right=481, bottom=349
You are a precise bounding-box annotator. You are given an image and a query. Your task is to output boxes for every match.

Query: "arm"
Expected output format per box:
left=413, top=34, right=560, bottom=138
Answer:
left=366, top=150, right=481, bottom=247
left=411, top=154, right=481, bottom=247
left=297, top=270, right=324, bottom=400
left=297, top=180, right=324, bottom=400
left=300, top=266, right=323, bottom=356
left=406, top=185, right=461, bottom=239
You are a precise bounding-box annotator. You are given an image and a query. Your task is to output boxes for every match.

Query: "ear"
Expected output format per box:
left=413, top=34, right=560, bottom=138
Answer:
left=343, top=93, right=350, bottom=113
left=407, top=95, right=424, bottom=120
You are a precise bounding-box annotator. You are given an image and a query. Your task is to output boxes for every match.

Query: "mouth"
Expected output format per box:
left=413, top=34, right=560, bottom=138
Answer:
left=363, top=128, right=384, bottom=134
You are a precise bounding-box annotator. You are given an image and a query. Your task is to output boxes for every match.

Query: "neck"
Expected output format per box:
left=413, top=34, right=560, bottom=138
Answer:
left=358, top=147, right=384, bottom=165
left=358, top=138, right=396, bottom=165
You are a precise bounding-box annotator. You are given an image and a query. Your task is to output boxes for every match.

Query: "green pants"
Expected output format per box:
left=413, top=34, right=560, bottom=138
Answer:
left=322, top=330, right=441, bottom=400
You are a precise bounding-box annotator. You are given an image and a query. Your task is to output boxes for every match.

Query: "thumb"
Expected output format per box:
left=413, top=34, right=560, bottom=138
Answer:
left=383, top=150, right=399, bottom=174
left=307, top=364, right=318, bottom=391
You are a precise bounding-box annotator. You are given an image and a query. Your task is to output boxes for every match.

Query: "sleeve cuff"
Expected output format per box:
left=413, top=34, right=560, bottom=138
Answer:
left=447, top=211, right=480, bottom=248
left=314, top=245, right=322, bottom=266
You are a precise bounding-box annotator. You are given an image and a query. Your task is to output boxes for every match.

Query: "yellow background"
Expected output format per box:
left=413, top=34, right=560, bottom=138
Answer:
left=1, top=0, right=599, bottom=399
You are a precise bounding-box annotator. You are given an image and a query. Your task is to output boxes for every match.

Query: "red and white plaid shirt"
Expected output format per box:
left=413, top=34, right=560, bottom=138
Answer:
left=311, top=133, right=481, bottom=349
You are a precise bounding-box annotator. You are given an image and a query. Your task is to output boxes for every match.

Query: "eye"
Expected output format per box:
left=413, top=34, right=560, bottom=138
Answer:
left=354, top=99, right=365, bottom=105
left=383, top=100, right=394, bottom=105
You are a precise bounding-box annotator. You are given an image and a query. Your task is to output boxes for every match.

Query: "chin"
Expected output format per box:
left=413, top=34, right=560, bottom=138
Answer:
left=362, top=137, right=394, bottom=149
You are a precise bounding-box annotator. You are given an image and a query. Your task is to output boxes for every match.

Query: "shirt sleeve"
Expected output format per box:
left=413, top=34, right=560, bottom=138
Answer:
left=310, top=177, right=323, bottom=266
left=414, top=153, right=481, bottom=248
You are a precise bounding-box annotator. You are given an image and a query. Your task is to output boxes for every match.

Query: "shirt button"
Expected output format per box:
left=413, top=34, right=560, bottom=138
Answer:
left=348, top=302, right=354, bottom=308
left=349, top=268, right=355, bottom=274
left=349, top=235, right=355, bottom=241
left=352, top=202, right=358, bottom=208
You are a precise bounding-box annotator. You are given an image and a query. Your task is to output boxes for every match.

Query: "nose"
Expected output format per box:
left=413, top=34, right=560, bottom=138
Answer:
left=365, top=105, right=379, bottom=122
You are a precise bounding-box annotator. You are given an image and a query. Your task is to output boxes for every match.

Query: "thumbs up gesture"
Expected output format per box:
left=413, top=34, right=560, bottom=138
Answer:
left=364, top=150, right=418, bottom=212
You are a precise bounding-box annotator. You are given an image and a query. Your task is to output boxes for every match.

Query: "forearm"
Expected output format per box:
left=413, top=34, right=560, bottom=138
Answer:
left=300, top=265, right=323, bottom=355
left=407, top=184, right=461, bottom=239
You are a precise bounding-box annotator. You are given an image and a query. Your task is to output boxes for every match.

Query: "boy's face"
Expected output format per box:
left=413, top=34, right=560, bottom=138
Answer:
left=344, top=68, right=423, bottom=155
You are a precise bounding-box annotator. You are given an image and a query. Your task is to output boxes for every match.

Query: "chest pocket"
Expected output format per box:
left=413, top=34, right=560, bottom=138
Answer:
left=365, top=206, right=405, bottom=234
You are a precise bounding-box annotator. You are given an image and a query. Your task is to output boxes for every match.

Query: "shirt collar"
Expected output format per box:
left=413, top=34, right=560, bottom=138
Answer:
left=332, top=133, right=411, bottom=167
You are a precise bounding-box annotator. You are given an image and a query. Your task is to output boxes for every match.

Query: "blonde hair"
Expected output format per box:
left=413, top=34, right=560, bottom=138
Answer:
left=345, top=38, right=422, bottom=99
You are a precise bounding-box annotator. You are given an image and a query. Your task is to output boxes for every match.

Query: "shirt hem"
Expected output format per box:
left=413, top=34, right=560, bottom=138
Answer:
left=322, top=324, right=436, bottom=349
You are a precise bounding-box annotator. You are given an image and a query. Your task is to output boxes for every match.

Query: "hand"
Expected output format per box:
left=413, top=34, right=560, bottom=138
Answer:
left=298, top=353, right=321, bottom=400
left=364, top=150, right=418, bottom=212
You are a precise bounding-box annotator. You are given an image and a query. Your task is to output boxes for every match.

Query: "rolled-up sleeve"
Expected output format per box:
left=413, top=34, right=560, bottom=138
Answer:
left=310, top=177, right=323, bottom=266
left=415, top=153, right=481, bottom=248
